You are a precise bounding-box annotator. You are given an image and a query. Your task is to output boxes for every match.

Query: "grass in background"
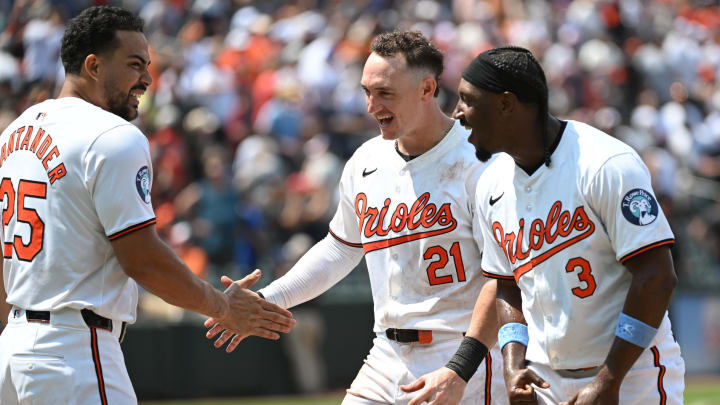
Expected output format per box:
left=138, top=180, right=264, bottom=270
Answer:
left=143, top=379, right=720, bottom=405
left=686, top=380, right=720, bottom=405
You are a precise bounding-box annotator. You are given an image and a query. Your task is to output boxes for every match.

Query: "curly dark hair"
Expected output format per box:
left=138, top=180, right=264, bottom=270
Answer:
left=370, top=31, right=444, bottom=97
left=61, top=6, right=144, bottom=75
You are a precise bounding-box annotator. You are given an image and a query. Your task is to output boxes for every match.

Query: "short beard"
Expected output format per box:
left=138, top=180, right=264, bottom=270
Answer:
left=475, top=146, right=492, bottom=162
left=104, top=82, right=136, bottom=121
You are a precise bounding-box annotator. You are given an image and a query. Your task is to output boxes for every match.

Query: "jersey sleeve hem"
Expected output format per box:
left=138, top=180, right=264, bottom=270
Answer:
left=619, top=239, right=675, bottom=264
left=328, top=228, right=362, bottom=248
left=481, top=271, right=515, bottom=281
left=107, top=218, right=157, bottom=241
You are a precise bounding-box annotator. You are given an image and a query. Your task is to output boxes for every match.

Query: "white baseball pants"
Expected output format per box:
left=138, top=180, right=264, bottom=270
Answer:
left=530, top=317, right=685, bottom=404
left=342, top=332, right=508, bottom=405
left=0, top=307, right=136, bottom=405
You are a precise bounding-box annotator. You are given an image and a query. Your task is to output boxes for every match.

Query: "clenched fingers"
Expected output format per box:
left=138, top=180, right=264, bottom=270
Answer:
left=509, top=384, right=539, bottom=403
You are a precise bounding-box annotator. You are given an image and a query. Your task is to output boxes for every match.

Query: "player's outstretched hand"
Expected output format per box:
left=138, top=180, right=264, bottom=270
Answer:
left=204, top=270, right=296, bottom=352
left=400, top=367, right=466, bottom=405
left=559, top=375, right=619, bottom=405
left=505, top=368, right=549, bottom=404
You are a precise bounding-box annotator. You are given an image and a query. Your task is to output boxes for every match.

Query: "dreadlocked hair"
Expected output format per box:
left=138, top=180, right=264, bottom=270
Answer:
left=484, top=46, right=552, bottom=166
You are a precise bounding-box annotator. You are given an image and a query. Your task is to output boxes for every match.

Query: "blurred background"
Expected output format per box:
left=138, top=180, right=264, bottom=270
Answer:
left=1, top=0, right=719, bottom=402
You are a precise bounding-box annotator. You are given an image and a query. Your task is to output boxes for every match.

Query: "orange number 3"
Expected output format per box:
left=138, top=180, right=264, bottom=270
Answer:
left=565, top=257, right=596, bottom=298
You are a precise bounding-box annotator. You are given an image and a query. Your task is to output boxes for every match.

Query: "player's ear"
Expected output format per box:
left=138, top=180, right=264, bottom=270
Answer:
left=82, top=54, right=102, bottom=82
left=498, top=91, right=517, bottom=115
left=419, top=76, right=437, bottom=101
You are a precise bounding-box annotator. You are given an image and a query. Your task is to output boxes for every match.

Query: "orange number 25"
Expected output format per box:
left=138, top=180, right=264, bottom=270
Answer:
left=1, top=178, right=47, bottom=262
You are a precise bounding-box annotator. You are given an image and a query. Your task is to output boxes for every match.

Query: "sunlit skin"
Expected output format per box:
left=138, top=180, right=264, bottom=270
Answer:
left=59, top=30, right=152, bottom=121
left=452, top=78, right=562, bottom=171
left=361, top=52, right=453, bottom=156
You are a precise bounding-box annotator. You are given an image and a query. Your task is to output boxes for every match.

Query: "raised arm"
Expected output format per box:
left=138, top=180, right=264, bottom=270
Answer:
left=112, top=225, right=295, bottom=344
left=562, top=247, right=676, bottom=405
left=204, top=232, right=364, bottom=352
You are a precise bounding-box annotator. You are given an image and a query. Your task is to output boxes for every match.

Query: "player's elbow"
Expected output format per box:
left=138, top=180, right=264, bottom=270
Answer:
left=632, top=264, right=677, bottom=297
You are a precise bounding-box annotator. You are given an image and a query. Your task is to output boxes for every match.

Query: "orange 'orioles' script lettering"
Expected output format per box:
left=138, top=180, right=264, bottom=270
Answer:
left=355, top=192, right=457, bottom=253
left=492, top=201, right=595, bottom=281
left=0, top=126, right=67, bottom=185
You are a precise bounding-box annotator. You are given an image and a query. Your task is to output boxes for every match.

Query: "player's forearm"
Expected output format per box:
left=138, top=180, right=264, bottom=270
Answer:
left=465, top=279, right=499, bottom=348
left=112, top=226, right=228, bottom=319
left=259, top=233, right=363, bottom=308
left=132, top=243, right=227, bottom=318
left=599, top=247, right=677, bottom=385
left=496, top=279, right=528, bottom=374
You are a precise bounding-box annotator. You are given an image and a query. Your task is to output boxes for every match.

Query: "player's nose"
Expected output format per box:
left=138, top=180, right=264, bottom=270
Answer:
left=451, top=104, right=463, bottom=120
left=366, top=95, right=381, bottom=115
left=141, top=68, right=153, bottom=87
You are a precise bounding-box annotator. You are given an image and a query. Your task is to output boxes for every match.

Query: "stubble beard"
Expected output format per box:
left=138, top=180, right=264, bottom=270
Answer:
left=475, top=146, right=492, bottom=162
left=104, top=81, right=136, bottom=121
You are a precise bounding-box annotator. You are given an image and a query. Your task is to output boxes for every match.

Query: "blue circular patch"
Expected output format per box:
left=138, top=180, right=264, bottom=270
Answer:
left=135, top=166, right=151, bottom=204
left=621, top=188, right=658, bottom=226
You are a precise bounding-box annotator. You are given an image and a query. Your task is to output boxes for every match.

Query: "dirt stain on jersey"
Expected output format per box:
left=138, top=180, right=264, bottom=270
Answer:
left=439, top=161, right=467, bottom=183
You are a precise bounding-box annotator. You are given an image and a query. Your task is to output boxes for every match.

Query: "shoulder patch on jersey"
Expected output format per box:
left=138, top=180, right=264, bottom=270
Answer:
left=621, top=188, right=658, bottom=226
left=135, top=166, right=151, bottom=204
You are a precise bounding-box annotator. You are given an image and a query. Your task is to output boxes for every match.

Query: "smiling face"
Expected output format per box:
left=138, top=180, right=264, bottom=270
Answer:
left=453, top=78, right=506, bottom=161
left=360, top=52, right=426, bottom=141
left=97, top=30, right=152, bottom=121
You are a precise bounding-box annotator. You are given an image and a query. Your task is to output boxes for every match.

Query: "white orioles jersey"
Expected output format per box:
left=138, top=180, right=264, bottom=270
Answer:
left=329, top=120, right=489, bottom=333
left=478, top=120, right=675, bottom=369
left=0, top=97, right=155, bottom=323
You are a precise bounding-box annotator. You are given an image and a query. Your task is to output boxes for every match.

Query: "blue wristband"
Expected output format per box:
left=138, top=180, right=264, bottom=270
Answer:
left=615, top=313, right=658, bottom=348
left=498, top=323, right=529, bottom=352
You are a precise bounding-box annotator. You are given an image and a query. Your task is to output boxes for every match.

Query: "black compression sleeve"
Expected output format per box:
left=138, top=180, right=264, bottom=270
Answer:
left=445, top=336, right=489, bottom=382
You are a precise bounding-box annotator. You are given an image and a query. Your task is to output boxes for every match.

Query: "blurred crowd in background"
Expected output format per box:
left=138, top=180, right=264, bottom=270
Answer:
left=1, top=0, right=720, bottom=319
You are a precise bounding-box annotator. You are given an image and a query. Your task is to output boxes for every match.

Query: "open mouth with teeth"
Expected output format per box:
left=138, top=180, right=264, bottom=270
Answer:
left=377, top=115, right=394, bottom=127
left=129, top=88, right=146, bottom=106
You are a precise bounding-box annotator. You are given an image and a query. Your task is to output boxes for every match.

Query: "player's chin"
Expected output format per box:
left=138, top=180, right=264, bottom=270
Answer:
left=379, top=128, right=399, bottom=140
left=126, top=105, right=139, bottom=121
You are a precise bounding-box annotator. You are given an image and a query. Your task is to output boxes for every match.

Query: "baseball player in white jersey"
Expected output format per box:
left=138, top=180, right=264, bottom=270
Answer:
left=452, top=46, right=684, bottom=404
left=205, top=31, right=507, bottom=405
left=0, top=7, right=294, bottom=405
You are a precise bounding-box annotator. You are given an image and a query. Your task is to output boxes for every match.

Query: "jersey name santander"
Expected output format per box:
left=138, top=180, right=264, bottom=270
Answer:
left=0, top=97, right=155, bottom=323
left=329, top=121, right=490, bottom=333
left=478, top=121, right=674, bottom=369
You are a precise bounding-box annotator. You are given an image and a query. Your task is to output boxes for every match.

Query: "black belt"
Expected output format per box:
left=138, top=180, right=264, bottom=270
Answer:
left=385, top=328, right=433, bottom=344
left=25, top=309, right=127, bottom=342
